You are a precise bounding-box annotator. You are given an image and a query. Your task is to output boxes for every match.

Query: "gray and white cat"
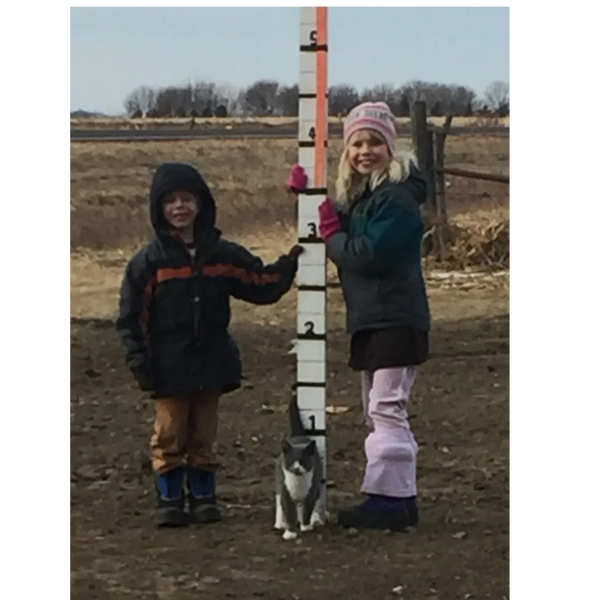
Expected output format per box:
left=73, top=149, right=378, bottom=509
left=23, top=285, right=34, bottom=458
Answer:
left=274, top=392, right=325, bottom=540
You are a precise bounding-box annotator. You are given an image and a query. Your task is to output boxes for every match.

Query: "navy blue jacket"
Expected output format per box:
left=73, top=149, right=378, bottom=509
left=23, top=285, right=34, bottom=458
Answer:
left=116, top=163, right=297, bottom=396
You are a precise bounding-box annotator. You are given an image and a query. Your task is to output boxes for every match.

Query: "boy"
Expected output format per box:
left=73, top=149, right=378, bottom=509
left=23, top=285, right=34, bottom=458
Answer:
left=116, top=162, right=302, bottom=528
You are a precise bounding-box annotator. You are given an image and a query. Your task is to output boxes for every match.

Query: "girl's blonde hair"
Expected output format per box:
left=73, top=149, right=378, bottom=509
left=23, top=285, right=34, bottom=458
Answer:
left=335, top=131, right=418, bottom=207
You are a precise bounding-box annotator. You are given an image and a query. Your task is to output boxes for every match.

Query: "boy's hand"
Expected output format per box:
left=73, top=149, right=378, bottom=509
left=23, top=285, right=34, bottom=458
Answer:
left=133, top=369, right=154, bottom=392
left=287, top=244, right=305, bottom=261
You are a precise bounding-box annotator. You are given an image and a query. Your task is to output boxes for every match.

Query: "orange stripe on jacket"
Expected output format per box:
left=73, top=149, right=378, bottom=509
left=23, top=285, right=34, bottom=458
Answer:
left=203, top=264, right=280, bottom=285
left=156, top=266, right=194, bottom=283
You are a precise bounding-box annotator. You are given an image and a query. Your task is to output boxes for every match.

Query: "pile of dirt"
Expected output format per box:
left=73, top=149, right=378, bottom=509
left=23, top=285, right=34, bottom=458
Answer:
left=424, top=218, right=509, bottom=270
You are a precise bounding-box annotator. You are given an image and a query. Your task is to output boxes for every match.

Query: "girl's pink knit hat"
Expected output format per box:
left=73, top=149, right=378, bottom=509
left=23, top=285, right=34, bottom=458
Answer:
left=343, top=102, right=397, bottom=153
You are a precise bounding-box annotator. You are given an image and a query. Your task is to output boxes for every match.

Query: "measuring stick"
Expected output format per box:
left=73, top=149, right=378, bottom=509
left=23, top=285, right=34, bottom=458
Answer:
left=296, top=6, right=328, bottom=512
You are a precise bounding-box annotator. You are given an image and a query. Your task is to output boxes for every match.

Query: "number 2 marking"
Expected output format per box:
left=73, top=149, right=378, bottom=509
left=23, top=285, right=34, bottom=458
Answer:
left=304, top=321, right=315, bottom=335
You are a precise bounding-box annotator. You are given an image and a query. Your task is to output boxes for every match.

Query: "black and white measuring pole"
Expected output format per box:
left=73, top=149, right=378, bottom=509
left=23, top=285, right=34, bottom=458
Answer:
left=296, top=6, right=328, bottom=510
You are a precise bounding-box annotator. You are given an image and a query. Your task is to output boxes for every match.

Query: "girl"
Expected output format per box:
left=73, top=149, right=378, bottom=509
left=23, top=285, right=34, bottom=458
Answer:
left=287, top=102, right=430, bottom=532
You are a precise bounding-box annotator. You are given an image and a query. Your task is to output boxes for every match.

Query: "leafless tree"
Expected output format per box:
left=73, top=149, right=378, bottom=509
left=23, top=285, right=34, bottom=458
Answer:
left=399, top=81, right=432, bottom=106
left=484, top=81, right=509, bottom=112
left=361, top=83, right=413, bottom=117
left=192, top=81, right=217, bottom=114
left=153, top=87, right=183, bottom=117
left=121, top=78, right=506, bottom=119
left=276, top=84, right=299, bottom=116
left=328, top=84, right=360, bottom=116
left=124, top=86, right=156, bottom=117
left=243, top=80, right=280, bottom=115
left=448, top=85, right=477, bottom=116
left=215, top=82, right=239, bottom=115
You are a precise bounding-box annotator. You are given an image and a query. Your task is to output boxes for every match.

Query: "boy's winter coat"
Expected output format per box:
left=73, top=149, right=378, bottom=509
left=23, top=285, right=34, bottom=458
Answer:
left=116, top=163, right=297, bottom=396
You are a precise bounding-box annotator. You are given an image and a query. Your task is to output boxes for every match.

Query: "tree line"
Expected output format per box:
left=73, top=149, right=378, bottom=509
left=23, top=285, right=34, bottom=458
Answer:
left=123, top=79, right=509, bottom=119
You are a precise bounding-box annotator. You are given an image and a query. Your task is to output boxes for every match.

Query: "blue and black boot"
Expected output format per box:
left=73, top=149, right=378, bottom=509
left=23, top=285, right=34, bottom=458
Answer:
left=186, top=467, right=221, bottom=524
left=338, top=495, right=419, bottom=532
left=154, top=467, right=188, bottom=528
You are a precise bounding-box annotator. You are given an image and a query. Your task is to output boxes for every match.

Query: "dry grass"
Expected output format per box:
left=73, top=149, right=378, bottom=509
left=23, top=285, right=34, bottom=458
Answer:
left=70, top=247, right=508, bottom=323
left=70, top=135, right=508, bottom=252
left=71, top=116, right=510, bottom=130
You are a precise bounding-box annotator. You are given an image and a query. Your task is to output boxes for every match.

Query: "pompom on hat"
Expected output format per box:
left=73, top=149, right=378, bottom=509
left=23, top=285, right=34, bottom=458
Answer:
left=343, top=102, right=397, bottom=153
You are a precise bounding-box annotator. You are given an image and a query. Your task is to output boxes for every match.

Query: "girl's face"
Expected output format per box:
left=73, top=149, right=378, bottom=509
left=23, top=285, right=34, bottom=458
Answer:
left=163, top=190, right=200, bottom=231
left=347, top=130, right=391, bottom=176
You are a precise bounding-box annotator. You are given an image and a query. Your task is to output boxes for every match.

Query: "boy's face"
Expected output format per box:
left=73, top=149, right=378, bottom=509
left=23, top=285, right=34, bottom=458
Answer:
left=163, top=190, right=200, bottom=231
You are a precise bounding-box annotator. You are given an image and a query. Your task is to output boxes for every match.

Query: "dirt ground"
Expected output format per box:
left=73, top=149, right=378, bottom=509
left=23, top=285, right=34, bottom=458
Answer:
left=70, top=132, right=509, bottom=598
left=71, top=271, right=508, bottom=600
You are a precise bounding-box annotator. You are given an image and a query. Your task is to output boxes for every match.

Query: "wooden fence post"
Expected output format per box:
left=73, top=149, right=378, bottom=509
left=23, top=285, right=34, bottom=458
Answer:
left=433, top=132, right=447, bottom=223
left=432, top=132, right=447, bottom=262
left=433, top=116, right=454, bottom=225
left=410, top=101, right=436, bottom=214
left=432, top=114, right=453, bottom=226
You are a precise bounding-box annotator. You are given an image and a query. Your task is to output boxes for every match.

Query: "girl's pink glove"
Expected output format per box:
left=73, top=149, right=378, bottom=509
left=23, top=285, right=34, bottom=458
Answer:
left=286, top=163, right=308, bottom=194
left=318, top=198, right=342, bottom=242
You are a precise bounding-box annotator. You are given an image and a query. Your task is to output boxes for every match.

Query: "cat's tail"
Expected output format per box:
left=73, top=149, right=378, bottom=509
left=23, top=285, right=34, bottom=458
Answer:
left=289, top=390, right=306, bottom=437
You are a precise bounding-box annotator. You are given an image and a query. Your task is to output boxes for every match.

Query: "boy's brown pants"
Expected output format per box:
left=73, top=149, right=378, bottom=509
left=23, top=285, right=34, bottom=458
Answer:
left=150, top=389, right=221, bottom=474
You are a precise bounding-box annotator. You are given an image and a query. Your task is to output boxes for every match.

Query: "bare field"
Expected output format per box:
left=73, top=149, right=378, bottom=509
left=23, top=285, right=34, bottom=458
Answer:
left=70, top=135, right=509, bottom=252
left=71, top=134, right=508, bottom=599
left=71, top=115, right=510, bottom=130
left=71, top=281, right=508, bottom=599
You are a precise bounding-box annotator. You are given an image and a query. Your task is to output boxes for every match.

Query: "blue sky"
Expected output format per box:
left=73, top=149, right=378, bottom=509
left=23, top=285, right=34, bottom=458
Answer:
left=70, top=6, right=509, bottom=115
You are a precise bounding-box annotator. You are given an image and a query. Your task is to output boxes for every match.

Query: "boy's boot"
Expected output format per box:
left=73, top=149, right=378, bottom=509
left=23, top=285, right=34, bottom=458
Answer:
left=187, top=467, right=221, bottom=524
left=154, top=467, right=187, bottom=528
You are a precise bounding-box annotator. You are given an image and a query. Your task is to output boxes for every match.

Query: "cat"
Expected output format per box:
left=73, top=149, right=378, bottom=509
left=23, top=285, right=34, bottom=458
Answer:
left=274, top=391, right=325, bottom=540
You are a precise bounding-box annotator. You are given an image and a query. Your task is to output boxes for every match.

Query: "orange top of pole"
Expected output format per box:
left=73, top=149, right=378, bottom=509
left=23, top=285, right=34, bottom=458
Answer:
left=314, top=7, right=328, bottom=188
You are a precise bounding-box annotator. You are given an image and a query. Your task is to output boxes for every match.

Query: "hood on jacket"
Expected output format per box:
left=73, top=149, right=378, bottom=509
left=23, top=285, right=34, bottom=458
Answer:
left=402, top=162, right=428, bottom=206
left=149, top=162, right=217, bottom=236
left=392, top=151, right=427, bottom=206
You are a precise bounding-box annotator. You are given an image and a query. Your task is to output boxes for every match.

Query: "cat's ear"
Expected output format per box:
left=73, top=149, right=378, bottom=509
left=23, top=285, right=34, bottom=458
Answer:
left=281, top=439, right=292, bottom=452
left=304, top=440, right=317, bottom=454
